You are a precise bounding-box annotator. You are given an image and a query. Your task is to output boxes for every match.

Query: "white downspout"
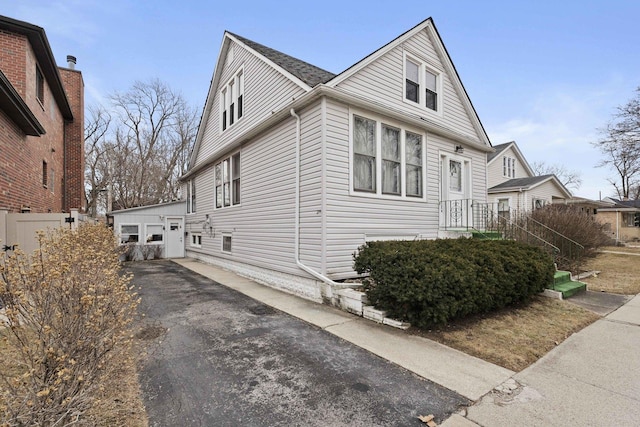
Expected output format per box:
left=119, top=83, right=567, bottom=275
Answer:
left=290, top=108, right=355, bottom=290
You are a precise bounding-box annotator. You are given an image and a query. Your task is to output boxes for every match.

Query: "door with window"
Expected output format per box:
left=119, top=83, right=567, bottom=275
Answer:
left=440, top=155, right=470, bottom=228
left=165, top=217, right=184, bottom=258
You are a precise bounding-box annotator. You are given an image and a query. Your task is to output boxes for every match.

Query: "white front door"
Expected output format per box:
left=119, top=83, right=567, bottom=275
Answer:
left=440, top=154, right=471, bottom=228
left=165, top=217, right=184, bottom=258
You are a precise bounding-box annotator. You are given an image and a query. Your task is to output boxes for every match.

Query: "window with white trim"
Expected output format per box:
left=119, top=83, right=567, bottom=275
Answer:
left=222, top=233, right=232, bottom=253
left=532, top=198, right=546, bottom=210
left=120, top=224, right=139, bottom=244
left=190, top=232, right=202, bottom=247
left=221, top=67, right=244, bottom=131
left=503, top=156, right=516, bottom=178
left=404, top=53, right=441, bottom=112
left=187, top=179, right=196, bottom=214
left=215, top=152, right=241, bottom=208
left=145, top=224, right=164, bottom=244
left=352, top=114, right=425, bottom=198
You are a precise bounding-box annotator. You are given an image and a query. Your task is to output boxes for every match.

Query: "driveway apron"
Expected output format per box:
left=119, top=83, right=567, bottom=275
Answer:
left=130, top=261, right=469, bottom=427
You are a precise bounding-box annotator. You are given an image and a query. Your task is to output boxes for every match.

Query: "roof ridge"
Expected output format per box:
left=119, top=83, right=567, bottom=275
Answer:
left=227, top=32, right=335, bottom=87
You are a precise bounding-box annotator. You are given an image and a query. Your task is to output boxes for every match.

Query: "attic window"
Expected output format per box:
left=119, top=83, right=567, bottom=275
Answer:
left=503, top=156, right=516, bottom=178
left=404, top=53, right=441, bottom=113
left=221, top=67, right=244, bottom=131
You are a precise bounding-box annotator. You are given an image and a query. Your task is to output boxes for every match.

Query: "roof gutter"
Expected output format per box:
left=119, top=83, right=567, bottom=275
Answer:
left=182, top=85, right=492, bottom=180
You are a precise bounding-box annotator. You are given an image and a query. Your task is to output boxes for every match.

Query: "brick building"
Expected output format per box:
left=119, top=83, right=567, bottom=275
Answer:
left=0, top=15, right=84, bottom=214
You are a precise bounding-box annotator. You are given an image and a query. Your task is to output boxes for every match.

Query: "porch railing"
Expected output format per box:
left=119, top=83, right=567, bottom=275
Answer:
left=439, top=199, right=584, bottom=275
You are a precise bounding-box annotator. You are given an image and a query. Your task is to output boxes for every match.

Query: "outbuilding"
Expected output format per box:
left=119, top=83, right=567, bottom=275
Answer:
left=109, top=201, right=186, bottom=260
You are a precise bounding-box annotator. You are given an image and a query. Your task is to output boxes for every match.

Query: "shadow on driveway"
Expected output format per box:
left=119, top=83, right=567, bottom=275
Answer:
left=131, top=260, right=469, bottom=427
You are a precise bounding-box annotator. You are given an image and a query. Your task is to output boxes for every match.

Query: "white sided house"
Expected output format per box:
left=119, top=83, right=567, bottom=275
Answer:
left=110, top=201, right=186, bottom=260
left=182, top=18, right=493, bottom=301
left=487, top=141, right=571, bottom=217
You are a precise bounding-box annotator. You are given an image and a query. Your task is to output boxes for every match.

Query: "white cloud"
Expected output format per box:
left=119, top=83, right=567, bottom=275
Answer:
left=486, top=81, right=629, bottom=199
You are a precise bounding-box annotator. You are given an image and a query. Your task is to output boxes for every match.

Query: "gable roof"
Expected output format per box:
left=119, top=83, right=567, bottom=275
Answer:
left=0, top=15, right=73, bottom=120
left=489, top=174, right=572, bottom=198
left=325, top=17, right=490, bottom=147
left=487, top=142, right=511, bottom=162
left=487, top=140, right=535, bottom=176
left=188, top=18, right=494, bottom=174
left=227, top=32, right=335, bottom=87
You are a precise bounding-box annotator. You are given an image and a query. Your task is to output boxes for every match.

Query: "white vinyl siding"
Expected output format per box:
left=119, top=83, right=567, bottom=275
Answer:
left=195, top=41, right=307, bottom=166
left=487, top=146, right=531, bottom=188
left=325, top=99, right=487, bottom=279
left=335, top=28, right=478, bottom=141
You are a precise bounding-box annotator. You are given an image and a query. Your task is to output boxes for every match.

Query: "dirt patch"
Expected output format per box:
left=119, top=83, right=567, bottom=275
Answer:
left=411, top=296, right=600, bottom=372
left=136, top=324, right=168, bottom=340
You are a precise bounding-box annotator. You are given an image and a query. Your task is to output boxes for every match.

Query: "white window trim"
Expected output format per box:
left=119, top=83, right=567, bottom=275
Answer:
left=503, top=156, right=516, bottom=178
left=220, top=66, right=245, bottom=132
left=221, top=233, right=232, bottom=254
left=190, top=232, right=202, bottom=248
left=119, top=223, right=141, bottom=244
left=186, top=179, right=196, bottom=214
left=403, top=51, right=443, bottom=116
left=349, top=108, right=427, bottom=201
left=145, top=223, right=164, bottom=245
left=215, top=151, right=241, bottom=209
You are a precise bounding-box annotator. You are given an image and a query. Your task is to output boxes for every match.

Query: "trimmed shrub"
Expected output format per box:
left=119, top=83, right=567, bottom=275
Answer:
left=0, top=224, right=139, bottom=426
left=353, top=238, right=554, bottom=328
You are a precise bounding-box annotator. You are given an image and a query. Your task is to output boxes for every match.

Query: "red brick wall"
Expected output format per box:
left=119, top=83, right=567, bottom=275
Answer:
left=60, top=67, right=85, bottom=211
left=0, top=30, right=83, bottom=213
left=0, top=30, right=27, bottom=98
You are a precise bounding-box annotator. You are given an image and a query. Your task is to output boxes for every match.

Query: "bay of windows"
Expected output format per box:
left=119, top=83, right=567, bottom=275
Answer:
left=352, top=114, right=424, bottom=198
left=215, top=152, right=241, bottom=208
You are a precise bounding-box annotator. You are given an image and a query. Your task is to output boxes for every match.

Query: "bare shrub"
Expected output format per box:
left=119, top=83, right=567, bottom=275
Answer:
left=529, top=205, right=612, bottom=259
left=140, top=244, right=154, bottom=260
left=151, top=245, right=163, bottom=260
left=0, top=224, right=139, bottom=426
left=121, top=242, right=139, bottom=261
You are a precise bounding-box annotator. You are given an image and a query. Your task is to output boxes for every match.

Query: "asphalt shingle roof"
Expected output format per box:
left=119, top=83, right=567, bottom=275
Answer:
left=228, top=32, right=336, bottom=88
left=487, top=142, right=511, bottom=163
left=489, top=174, right=554, bottom=190
left=609, top=199, right=640, bottom=208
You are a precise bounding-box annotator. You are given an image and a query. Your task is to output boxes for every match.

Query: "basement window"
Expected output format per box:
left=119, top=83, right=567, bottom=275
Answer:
left=222, top=234, right=232, bottom=253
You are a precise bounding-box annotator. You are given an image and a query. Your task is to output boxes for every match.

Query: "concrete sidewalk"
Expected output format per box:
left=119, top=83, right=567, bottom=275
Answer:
left=173, top=258, right=640, bottom=426
left=466, top=293, right=640, bottom=427
left=172, top=258, right=513, bottom=404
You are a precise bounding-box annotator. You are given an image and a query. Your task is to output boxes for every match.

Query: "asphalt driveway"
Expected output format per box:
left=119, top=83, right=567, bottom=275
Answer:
left=130, top=260, right=469, bottom=426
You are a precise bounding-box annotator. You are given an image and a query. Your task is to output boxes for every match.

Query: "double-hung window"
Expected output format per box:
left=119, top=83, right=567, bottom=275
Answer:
left=352, top=114, right=425, bottom=199
left=503, top=157, right=516, bottom=178
left=404, top=53, right=441, bottom=112
left=215, top=152, right=241, bottom=208
left=145, top=224, right=164, bottom=244
left=221, top=67, right=244, bottom=131
left=120, top=224, right=139, bottom=244
left=186, top=179, right=196, bottom=213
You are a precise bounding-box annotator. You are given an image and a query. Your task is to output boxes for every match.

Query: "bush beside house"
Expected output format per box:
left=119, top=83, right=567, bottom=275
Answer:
left=353, top=239, right=555, bottom=327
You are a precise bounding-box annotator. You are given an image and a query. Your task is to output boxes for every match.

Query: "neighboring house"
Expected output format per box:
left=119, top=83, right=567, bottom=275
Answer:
left=181, top=18, right=492, bottom=301
left=109, top=201, right=187, bottom=260
left=487, top=141, right=571, bottom=216
left=0, top=15, right=84, bottom=214
left=595, top=198, right=640, bottom=243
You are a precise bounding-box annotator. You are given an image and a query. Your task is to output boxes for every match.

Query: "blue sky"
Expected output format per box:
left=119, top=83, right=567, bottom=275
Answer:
left=4, top=0, right=639, bottom=199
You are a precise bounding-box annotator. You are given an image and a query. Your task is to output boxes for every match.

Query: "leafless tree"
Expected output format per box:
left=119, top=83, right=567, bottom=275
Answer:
left=84, top=79, right=198, bottom=215
left=594, top=87, right=640, bottom=199
left=84, top=105, right=112, bottom=216
left=530, top=161, right=582, bottom=191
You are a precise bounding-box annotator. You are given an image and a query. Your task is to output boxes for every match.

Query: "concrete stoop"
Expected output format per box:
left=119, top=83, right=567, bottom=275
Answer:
left=545, top=270, right=587, bottom=299
left=335, top=288, right=411, bottom=330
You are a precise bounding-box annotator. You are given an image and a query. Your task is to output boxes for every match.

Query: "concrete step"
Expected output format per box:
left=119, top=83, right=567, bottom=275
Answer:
left=554, top=271, right=572, bottom=286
